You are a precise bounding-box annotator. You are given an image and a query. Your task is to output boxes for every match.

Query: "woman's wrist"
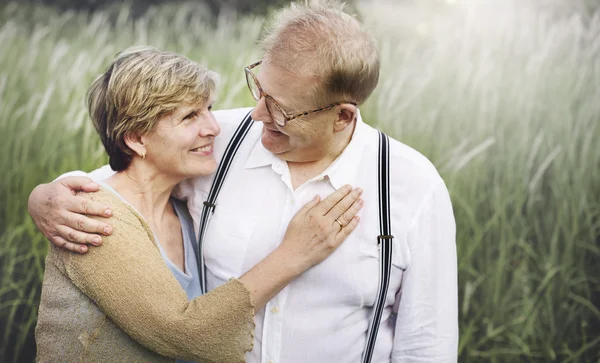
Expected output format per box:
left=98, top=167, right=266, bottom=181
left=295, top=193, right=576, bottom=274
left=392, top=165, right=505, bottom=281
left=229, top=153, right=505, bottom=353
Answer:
left=272, top=241, right=315, bottom=277
left=238, top=245, right=307, bottom=311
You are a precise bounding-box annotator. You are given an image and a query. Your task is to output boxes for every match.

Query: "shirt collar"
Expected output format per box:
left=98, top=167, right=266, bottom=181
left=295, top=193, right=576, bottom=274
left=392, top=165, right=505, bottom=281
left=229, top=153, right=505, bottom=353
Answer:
left=244, top=131, right=284, bottom=170
left=322, top=110, right=371, bottom=189
left=244, top=109, right=372, bottom=187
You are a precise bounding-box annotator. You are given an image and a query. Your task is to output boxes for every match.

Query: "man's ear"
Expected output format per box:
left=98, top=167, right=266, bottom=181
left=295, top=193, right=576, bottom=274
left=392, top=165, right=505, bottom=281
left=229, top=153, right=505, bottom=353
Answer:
left=333, top=103, right=357, bottom=133
left=124, top=132, right=146, bottom=159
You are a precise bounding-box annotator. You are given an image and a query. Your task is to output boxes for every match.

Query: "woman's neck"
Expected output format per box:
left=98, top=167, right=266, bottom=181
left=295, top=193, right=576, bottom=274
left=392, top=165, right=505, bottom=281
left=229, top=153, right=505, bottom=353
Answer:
left=105, top=161, right=181, bottom=225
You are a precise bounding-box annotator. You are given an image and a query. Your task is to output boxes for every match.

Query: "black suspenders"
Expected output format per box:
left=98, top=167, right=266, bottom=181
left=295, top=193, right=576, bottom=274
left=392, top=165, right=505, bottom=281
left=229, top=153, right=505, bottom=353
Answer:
left=196, top=110, right=254, bottom=293
left=196, top=112, right=393, bottom=362
left=362, top=131, right=394, bottom=363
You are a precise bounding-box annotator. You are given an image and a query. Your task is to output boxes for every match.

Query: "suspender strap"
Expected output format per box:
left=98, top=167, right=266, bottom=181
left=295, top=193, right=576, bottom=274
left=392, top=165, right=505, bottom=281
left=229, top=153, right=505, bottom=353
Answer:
left=196, top=111, right=254, bottom=293
left=362, top=131, right=394, bottom=363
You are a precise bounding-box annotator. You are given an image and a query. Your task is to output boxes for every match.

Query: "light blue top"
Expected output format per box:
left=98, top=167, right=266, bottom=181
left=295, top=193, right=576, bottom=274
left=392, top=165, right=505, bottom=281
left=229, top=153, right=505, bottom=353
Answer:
left=100, top=183, right=201, bottom=363
left=169, top=198, right=202, bottom=363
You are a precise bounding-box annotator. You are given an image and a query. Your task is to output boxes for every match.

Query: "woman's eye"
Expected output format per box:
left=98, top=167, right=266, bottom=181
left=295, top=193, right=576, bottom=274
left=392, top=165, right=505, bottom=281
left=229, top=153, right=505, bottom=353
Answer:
left=208, top=105, right=213, bottom=111
left=184, top=111, right=197, bottom=121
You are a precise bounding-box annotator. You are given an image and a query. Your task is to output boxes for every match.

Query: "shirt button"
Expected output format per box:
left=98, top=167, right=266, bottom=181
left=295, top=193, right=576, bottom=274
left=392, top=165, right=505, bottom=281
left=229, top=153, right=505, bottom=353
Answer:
left=271, top=306, right=279, bottom=314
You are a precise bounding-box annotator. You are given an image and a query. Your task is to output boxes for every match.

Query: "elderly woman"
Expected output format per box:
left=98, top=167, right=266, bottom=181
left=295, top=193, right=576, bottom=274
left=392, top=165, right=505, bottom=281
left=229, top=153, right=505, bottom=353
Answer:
left=35, top=47, right=362, bottom=363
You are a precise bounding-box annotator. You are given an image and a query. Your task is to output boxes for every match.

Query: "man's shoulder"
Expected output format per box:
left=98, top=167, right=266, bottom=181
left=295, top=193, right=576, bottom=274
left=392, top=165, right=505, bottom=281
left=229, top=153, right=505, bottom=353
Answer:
left=388, top=135, right=442, bottom=186
left=177, top=107, right=260, bottom=204
left=212, top=106, right=261, bottom=159
left=212, top=107, right=260, bottom=148
left=213, top=107, right=254, bottom=128
left=359, top=123, right=443, bottom=189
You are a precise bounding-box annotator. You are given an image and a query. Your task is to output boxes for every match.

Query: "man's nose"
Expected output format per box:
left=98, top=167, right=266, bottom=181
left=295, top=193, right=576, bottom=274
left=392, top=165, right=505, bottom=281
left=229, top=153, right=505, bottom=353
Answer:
left=251, top=97, right=273, bottom=124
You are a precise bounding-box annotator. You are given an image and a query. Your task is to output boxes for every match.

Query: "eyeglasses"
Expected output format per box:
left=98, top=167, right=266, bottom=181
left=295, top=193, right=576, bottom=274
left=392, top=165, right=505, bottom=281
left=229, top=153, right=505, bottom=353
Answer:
left=244, top=60, right=357, bottom=127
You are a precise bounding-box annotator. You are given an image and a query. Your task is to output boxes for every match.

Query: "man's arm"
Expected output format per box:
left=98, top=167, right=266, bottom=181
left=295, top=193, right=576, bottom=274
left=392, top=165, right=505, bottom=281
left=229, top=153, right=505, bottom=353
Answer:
left=391, top=180, right=458, bottom=362
left=28, top=165, right=116, bottom=253
left=29, top=108, right=252, bottom=253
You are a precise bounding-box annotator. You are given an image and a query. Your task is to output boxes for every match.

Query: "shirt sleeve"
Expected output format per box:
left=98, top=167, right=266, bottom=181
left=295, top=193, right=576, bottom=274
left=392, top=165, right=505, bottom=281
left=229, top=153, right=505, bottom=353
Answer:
left=391, top=180, right=458, bottom=362
left=56, top=164, right=116, bottom=182
left=60, top=191, right=255, bottom=363
left=56, top=165, right=199, bottom=202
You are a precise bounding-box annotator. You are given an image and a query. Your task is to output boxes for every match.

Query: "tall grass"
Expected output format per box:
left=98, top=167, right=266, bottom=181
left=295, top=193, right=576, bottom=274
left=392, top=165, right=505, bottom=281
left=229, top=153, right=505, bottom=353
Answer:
left=1, top=1, right=599, bottom=362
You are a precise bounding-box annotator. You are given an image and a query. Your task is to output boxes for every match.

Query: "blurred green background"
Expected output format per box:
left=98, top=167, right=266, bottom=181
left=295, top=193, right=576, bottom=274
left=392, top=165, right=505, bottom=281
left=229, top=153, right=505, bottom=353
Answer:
left=1, top=0, right=599, bottom=362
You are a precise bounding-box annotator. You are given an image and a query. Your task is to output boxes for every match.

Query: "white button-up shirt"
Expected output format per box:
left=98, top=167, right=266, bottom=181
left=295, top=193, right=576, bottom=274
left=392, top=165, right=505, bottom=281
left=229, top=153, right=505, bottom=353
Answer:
left=84, top=107, right=458, bottom=362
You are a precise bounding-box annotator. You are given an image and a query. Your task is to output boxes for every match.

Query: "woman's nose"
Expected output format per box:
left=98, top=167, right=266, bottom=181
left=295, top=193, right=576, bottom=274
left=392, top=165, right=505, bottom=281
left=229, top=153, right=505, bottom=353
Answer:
left=200, top=111, right=221, bottom=137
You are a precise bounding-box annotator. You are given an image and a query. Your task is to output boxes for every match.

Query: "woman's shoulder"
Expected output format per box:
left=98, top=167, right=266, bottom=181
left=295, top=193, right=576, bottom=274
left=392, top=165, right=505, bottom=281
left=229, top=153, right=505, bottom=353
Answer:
left=64, top=188, right=159, bottom=266
left=76, top=187, right=149, bottom=236
left=76, top=186, right=119, bottom=204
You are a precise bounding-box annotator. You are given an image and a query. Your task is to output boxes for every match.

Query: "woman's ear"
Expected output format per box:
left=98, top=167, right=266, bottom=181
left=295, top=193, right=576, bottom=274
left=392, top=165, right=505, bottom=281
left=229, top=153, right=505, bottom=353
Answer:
left=124, top=132, right=146, bottom=159
left=333, top=103, right=357, bottom=133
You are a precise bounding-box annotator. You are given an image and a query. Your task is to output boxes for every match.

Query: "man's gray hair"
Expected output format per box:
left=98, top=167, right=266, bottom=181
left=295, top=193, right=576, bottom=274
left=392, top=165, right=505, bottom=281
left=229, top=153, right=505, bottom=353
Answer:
left=259, top=0, right=380, bottom=106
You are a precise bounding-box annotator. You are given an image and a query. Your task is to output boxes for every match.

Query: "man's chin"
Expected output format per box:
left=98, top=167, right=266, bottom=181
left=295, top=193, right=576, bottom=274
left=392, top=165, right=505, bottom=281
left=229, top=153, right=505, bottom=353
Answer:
left=261, top=135, right=288, bottom=155
left=263, top=125, right=286, bottom=137
left=261, top=128, right=288, bottom=151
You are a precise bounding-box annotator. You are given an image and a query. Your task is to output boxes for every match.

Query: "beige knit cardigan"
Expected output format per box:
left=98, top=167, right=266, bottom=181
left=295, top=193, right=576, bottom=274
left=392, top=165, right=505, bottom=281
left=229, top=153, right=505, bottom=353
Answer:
left=35, top=188, right=255, bottom=362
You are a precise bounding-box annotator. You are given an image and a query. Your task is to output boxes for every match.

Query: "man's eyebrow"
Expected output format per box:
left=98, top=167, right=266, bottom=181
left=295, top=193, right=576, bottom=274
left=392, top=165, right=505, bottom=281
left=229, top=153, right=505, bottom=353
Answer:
left=257, top=74, right=293, bottom=111
left=268, top=89, right=296, bottom=111
left=271, top=86, right=310, bottom=113
left=273, top=96, right=292, bottom=110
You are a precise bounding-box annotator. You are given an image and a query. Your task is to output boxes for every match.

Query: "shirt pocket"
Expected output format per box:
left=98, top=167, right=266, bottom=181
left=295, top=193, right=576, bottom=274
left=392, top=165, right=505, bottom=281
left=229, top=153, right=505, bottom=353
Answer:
left=358, top=231, right=409, bottom=269
left=202, top=209, right=255, bottom=281
left=357, top=230, right=408, bottom=308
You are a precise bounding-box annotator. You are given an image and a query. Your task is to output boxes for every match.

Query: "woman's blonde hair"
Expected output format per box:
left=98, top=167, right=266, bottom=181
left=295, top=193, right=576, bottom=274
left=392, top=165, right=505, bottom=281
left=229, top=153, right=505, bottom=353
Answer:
left=259, top=0, right=379, bottom=106
left=87, top=46, right=217, bottom=171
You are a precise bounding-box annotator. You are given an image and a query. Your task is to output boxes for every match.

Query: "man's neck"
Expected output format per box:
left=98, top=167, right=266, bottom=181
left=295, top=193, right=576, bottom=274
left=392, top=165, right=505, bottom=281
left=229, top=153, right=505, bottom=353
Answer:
left=287, top=122, right=355, bottom=190
left=288, top=158, right=334, bottom=190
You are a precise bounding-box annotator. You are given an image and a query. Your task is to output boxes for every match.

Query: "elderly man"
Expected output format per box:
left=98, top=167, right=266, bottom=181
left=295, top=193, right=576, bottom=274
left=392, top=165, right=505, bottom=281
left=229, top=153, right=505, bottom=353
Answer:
left=28, top=2, right=458, bottom=362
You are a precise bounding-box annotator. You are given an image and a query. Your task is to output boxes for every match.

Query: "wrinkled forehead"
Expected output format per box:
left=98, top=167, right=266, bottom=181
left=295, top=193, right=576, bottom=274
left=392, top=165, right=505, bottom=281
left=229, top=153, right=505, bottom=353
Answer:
left=257, top=58, right=321, bottom=110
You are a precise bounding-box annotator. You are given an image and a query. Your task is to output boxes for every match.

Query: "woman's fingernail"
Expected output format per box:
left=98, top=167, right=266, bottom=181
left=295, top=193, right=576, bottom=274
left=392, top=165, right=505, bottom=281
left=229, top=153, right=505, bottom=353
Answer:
left=92, top=236, right=102, bottom=245
left=104, top=209, right=112, bottom=217
left=80, top=245, right=88, bottom=253
left=103, top=226, right=112, bottom=235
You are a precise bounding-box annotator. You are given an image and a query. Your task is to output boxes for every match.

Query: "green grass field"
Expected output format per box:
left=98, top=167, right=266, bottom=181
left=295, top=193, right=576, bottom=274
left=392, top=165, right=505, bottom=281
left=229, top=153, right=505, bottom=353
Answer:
left=1, top=1, right=599, bottom=362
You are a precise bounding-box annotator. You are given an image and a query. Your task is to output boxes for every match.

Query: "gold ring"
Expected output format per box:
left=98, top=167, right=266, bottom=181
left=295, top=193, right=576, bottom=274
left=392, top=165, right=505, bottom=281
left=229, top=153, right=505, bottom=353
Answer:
left=335, top=219, right=343, bottom=229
